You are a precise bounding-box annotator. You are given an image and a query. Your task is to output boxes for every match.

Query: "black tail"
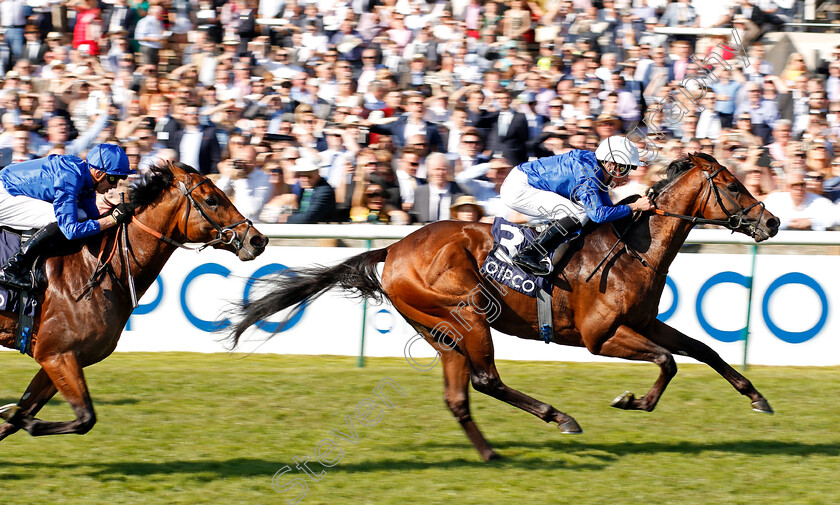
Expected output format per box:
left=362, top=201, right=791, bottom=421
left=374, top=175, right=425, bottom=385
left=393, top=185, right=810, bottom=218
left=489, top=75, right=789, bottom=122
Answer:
left=226, top=247, right=388, bottom=348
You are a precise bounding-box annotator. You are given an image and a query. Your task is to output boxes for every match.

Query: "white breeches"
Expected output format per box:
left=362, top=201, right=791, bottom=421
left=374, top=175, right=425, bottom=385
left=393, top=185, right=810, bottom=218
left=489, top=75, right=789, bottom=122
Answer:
left=499, top=168, right=590, bottom=224
left=0, top=182, right=59, bottom=230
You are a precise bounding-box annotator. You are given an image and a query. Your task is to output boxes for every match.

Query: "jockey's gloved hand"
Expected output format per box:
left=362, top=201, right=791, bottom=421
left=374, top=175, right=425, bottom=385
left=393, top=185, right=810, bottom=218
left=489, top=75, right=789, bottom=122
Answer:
left=110, top=203, right=134, bottom=225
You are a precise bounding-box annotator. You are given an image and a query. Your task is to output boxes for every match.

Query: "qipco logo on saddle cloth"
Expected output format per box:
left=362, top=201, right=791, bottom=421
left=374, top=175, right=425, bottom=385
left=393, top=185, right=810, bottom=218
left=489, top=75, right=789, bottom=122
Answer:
left=481, top=223, right=538, bottom=296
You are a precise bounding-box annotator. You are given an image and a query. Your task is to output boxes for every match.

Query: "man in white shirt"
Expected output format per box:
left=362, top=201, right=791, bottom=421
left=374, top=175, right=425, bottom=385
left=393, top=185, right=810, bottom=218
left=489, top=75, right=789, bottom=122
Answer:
left=695, top=91, right=722, bottom=141
left=764, top=170, right=836, bottom=231
left=215, top=145, right=271, bottom=223
left=594, top=53, right=618, bottom=89
left=395, top=147, right=424, bottom=212
left=134, top=5, right=166, bottom=65
left=0, top=0, right=26, bottom=59
left=319, top=126, right=353, bottom=188
left=454, top=156, right=520, bottom=220
left=410, top=153, right=465, bottom=223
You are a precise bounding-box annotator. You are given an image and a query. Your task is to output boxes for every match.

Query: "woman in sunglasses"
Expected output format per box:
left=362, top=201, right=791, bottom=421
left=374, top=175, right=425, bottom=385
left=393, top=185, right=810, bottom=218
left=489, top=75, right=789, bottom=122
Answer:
left=0, top=143, right=134, bottom=289
left=349, top=177, right=409, bottom=225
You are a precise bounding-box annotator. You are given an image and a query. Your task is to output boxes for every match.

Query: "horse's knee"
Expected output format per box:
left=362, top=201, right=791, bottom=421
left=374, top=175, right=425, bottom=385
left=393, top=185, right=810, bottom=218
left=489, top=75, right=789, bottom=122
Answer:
left=658, top=353, right=677, bottom=378
left=470, top=372, right=502, bottom=396
left=76, top=410, right=96, bottom=434
left=444, top=395, right=471, bottom=421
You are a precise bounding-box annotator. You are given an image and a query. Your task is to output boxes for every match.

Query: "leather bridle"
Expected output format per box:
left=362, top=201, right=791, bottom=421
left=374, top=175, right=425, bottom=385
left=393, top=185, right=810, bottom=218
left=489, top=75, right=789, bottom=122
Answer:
left=131, top=178, right=254, bottom=253
left=650, top=165, right=767, bottom=238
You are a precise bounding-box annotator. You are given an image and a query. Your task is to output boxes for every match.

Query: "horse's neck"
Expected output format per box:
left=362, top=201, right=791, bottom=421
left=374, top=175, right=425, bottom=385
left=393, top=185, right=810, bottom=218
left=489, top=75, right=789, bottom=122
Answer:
left=117, top=203, right=184, bottom=296
left=632, top=179, right=702, bottom=273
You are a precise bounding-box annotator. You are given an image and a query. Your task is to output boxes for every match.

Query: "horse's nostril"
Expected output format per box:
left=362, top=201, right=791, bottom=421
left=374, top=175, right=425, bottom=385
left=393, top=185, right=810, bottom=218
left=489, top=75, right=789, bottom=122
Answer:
left=766, top=217, right=779, bottom=230
left=250, top=234, right=268, bottom=249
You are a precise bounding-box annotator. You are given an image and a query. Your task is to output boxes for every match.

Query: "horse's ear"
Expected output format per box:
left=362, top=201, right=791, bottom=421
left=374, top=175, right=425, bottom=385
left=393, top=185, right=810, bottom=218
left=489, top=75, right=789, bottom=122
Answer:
left=688, top=152, right=711, bottom=171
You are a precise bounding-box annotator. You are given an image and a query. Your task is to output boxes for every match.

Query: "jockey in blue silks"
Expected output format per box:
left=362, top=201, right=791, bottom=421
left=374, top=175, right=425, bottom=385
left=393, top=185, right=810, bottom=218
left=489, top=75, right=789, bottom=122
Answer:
left=0, top=143, right=135, bottom=289
left=499, top=136, right=654, bottom=276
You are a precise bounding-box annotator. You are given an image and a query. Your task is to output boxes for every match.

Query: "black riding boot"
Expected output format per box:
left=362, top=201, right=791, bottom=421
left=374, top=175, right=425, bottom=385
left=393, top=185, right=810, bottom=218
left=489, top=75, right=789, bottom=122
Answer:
left=0, top=222, right=65, bottom=290
left=512, top=216, right=583, bottom=276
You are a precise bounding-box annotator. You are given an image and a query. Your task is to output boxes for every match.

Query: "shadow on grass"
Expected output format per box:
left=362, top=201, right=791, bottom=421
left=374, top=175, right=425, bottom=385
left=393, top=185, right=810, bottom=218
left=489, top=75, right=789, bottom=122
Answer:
left=3, top=440, right=836, bottom=478
left=85, top=439, right=840, bottom=475
left=0, top=398, right=140, bottom=406
left=0, top=458, right=284, bottom=480
left=388, top=438, right=840, bottom=461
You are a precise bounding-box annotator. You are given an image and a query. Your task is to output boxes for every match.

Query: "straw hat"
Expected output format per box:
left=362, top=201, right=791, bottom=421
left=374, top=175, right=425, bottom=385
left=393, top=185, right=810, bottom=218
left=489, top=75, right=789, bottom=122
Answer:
left=449, top=195, right=484, bottom=218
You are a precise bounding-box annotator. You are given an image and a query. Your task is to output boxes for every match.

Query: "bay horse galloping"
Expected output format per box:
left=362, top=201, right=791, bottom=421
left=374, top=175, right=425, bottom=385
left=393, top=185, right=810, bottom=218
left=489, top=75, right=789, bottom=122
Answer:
left=229, top=153, right=778, bottom=461
left=0, top=161, right=267, bottom=441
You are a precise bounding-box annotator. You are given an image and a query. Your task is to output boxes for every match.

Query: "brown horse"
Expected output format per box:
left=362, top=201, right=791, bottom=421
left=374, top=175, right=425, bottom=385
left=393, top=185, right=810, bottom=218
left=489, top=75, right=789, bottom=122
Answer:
left=228, top=153, right=778, bottom=461
left=0, top=161, right=267, bottom=441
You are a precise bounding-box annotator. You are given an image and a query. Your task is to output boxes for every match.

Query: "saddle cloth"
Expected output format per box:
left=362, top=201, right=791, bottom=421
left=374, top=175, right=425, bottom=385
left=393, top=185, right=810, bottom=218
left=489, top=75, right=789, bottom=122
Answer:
left=0, top=228, right=38, bottom=315
left=480, top=218, right=558, bottom=297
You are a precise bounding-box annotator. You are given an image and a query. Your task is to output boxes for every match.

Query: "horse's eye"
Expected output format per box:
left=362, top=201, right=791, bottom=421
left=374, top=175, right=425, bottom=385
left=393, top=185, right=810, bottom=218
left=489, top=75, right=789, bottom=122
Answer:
left=206, top=196, right=218, bottom=207
left=727, top=183, right=739, bottom=193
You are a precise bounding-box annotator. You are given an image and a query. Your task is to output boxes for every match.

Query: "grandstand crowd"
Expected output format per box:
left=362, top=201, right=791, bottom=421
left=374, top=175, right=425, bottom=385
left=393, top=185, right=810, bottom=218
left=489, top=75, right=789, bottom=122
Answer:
left=0, top=0, right=838, bottom=229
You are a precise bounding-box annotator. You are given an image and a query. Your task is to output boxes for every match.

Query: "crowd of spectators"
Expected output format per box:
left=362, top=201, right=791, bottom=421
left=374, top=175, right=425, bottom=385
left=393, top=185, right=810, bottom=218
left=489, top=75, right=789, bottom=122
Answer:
left=0, top=0, right=838, bottom=230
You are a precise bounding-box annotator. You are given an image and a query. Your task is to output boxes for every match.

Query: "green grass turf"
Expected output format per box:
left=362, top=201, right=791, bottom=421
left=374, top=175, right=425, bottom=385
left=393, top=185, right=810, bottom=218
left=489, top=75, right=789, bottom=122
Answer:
left=0, top=352, right=837, bottom=505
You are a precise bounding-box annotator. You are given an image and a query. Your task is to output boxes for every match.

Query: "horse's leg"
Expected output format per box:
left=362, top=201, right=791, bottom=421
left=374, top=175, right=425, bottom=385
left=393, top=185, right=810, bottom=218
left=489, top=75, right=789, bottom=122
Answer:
left=454, top=314, right=583, bottom=434
left=441, top=349, right=500, bottom=461
left=594, top=325, right=677, bottom=412
left=643, top=319, right=773, bottom=413
left=405, top=319, right=499, bottom=461
left=0, top=368, right=58, bottom=441
left=19, top=353, right=97, bottom=436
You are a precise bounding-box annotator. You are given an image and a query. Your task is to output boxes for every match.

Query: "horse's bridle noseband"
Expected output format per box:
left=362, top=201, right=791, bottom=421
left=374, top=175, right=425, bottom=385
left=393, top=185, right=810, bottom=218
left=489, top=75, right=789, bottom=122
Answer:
left=132, top=177, right=254, bottom=253
left=651, top=166, right=767, bottom=238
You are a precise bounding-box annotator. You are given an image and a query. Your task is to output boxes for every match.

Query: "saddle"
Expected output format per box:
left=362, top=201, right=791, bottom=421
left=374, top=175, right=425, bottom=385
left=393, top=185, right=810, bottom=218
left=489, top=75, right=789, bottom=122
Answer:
left=481, top=218, right=576, bottom=344
left=0, top=227, right=41, bottom=355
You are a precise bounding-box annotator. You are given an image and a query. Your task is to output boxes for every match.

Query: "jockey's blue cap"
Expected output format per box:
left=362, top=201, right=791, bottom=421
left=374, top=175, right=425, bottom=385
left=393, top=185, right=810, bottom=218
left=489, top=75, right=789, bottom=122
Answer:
left=595, top=135, right=641, bottom=169
left=86, top=143, right=134, bottom=175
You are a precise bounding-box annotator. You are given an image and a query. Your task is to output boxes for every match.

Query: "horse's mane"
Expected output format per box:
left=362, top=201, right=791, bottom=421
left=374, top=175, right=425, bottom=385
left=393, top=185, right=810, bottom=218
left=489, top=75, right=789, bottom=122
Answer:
left=649, top=152, right=718, bottom=196
left=128, top=161, right=199, bottom=209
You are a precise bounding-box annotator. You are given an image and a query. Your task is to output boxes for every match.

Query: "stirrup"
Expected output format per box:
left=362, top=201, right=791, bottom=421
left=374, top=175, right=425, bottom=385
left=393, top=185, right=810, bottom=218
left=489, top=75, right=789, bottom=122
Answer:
left=512, top=255, right=553, bottom=276
left=0, top=403, right=20, bottom=421
left=0, top=270, right=35, bottom=291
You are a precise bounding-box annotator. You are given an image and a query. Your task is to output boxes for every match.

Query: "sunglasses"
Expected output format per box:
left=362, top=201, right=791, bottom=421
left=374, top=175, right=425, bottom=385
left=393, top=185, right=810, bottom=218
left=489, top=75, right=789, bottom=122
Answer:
left=366, top=191, right=385, bottom=198
left=106, top=173, right=128, bottom=185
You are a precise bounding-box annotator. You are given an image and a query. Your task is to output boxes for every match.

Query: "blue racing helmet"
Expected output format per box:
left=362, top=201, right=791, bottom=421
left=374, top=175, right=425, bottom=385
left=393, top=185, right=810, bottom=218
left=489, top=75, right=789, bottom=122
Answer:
left=86, top=143, right=134, bottom=176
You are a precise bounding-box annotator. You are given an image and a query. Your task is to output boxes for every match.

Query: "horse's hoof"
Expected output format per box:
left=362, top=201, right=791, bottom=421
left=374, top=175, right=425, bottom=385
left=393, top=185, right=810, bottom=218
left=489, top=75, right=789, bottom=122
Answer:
left=751, top=398, right=774, bottom=414
left=611, top=391, right=635, bottom=410
left=558, top=418, right=583, bottom=434
left=0, top=404, right=19, bottom=421
left=483, top=450, right=501, bottom=462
